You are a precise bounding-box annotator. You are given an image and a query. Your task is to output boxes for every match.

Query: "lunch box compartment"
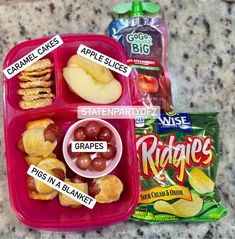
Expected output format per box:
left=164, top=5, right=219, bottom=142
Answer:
left=5, top=107, right=138, bottom=230
left=56, top=38, right=129, bottom=106
left=3, top=42, right=57, bottom=111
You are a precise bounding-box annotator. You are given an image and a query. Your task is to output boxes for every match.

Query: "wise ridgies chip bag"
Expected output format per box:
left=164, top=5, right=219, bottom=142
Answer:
left=131, top=113, right=227, bottom=222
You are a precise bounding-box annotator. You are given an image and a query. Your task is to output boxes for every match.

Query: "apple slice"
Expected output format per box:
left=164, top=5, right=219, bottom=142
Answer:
left=63, top=66, right=122, bottom=104
left=67, top=55, right=114, bottom=83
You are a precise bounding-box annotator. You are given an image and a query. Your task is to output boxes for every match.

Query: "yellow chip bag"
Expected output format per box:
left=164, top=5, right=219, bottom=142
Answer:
left=131, top=113, right=227, bottom=222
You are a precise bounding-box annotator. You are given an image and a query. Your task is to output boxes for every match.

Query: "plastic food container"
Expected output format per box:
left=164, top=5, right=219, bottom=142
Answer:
left=63, top=118, right=123, bottom=179
left=3, top=34, right=139, bottom=231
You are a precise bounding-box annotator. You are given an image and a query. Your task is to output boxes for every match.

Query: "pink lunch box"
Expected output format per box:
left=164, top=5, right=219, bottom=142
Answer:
left=3, top=34, right=139, bottom=231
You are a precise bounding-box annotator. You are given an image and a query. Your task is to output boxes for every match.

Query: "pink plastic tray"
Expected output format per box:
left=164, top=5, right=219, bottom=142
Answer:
left=3, top=34, right=139, bottom=231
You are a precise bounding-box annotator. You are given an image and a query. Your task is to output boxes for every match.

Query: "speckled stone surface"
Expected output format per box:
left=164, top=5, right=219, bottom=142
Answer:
left=0, top=0, right=234, bottom=238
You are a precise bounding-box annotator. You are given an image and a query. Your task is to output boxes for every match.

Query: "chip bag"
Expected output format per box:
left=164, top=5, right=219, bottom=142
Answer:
left=131, top=113, right=227, bottom=222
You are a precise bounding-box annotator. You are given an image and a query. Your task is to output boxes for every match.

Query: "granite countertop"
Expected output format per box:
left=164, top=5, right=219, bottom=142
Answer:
left=0, top=0, right=234, bottom=238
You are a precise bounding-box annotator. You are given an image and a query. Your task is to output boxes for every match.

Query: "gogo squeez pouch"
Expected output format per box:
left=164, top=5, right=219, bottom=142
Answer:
left=131, top=113, right=227, bottom=222
left=109, top=1, right=173, bottom=112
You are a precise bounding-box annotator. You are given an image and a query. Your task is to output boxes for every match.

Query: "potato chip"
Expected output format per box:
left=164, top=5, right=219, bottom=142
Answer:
left=171, top=193, right=203, bottom=217
left=154, top=193, right=203, bottom=218
left=154, top=200, right=176, bottom=215
left=189, top=168, right=215, bottom=194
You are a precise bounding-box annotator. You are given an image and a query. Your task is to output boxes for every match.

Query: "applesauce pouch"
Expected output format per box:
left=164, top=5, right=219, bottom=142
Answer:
left=131, top=113, right=227, bottom=223
left=109, top=1, right=173, bottom=111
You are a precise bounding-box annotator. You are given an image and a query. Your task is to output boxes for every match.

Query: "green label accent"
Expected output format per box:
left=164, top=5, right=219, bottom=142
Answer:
left=131, top=65, right=159, bottom=71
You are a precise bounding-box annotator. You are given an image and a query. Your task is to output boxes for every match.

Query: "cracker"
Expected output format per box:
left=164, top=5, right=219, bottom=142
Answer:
left=19, top=72, right=51, bottom=82
left=23, top=58, right=52, bottom=72
left=19, top=80, right=53, bottom=89
left=21, top=68, right=53, bottom=76
left=22, top=93, right=55, bottom=101
left=19, top=98, right=53, bottom=109
left=18, top=88, right=52, bottom=96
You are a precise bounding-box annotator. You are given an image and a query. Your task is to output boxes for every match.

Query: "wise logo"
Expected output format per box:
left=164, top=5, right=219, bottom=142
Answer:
left=156, top=113, right=193, bottom=133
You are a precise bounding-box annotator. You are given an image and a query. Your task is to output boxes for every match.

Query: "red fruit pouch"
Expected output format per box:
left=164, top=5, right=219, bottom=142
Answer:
left=108, top=1, right=173, bottom=112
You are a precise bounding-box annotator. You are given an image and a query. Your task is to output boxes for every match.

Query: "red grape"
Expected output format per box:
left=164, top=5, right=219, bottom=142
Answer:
left=100, top=144, right=117, bottom=159
left=76, top=154, right=92, bottom=170
left=67, top=144, right=81, bottom=158
left=74, top=127, right=87, bottom=141
left=91, top=157, right=106, bottom=171
left=98, top=127, right=113, bottom=142
left=84, top=121, right=100, bottom=139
